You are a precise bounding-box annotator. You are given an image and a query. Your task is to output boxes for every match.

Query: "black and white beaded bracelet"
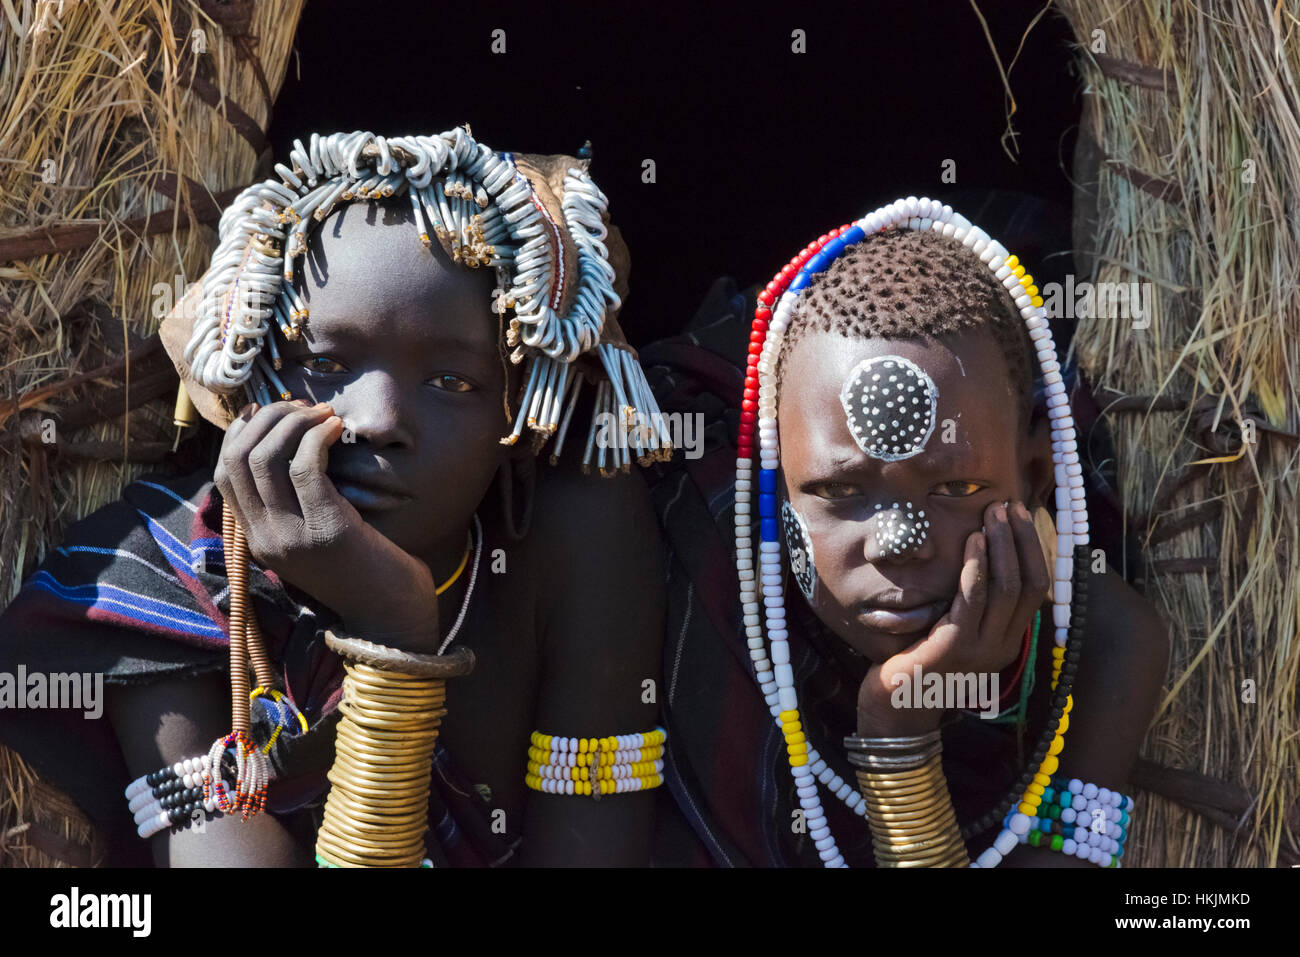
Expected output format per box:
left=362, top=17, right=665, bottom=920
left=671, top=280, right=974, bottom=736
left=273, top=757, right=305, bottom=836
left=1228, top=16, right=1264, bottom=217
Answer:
left=124, top=754, right=226, bottom=840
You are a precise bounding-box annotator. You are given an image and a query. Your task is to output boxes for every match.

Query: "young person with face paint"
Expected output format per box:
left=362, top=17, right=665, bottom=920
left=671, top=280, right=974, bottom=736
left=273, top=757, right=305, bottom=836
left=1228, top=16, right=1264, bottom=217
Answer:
left=651, top=199, right=1169, bottom=868
left=0, top=131, right=667, bottom=867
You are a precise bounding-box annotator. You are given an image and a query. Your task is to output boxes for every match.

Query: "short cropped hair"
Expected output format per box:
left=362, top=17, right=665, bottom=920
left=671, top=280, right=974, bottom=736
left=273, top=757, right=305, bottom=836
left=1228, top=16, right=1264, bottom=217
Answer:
left=777, top=229, right=1037, bottom=424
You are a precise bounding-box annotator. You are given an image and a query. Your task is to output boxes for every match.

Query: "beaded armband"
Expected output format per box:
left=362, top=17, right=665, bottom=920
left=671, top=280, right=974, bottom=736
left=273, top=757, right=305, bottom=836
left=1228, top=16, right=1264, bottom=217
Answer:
left=123, top=687, right=309, bottom=841
left=125, top=754, right=227, bottom=840
left=126, top=732, right=271, bottom=841
left=525, top=728, right=666, bottom=797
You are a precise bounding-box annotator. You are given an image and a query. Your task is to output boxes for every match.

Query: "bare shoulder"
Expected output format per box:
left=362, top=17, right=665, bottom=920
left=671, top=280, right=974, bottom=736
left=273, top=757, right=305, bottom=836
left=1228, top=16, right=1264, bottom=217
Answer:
left=1045, top=564, right=1170, bottom=789
left=522, top=459, right=664, bottom=707
left=531, top=460, right=660, bottom=542
left=525, top=461, right=664, bottom=590
left=1084, top=565, right=1171, bottom=683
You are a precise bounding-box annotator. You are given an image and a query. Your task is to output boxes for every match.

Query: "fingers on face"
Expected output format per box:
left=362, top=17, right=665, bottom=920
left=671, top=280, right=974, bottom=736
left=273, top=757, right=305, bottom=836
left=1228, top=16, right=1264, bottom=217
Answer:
left=290, top=415, right=348, bottom=517
left=923, top=503, right=1046, bottom=667
left=1008, top=500, right=1050, bottom=627
left=215, top=404, right=259, bottom=504
left=248, top=404, right=336, bottom=516
left=947, top=529, right=987, bottom=633
left=982, top=501, right=1021, bottom=642
left=219, top=401, right=332, bottom=521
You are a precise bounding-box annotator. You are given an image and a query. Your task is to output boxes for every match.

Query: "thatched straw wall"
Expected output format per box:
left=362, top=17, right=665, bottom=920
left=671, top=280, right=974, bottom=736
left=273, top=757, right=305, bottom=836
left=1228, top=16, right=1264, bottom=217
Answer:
left=0, top=0, right=304, bottom=865
left=1058, top=1, right=1299, bottom=866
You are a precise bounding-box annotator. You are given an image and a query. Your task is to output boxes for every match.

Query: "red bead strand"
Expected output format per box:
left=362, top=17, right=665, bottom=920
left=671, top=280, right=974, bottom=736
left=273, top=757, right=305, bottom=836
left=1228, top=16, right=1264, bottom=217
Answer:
left=736, top=225, right=849, bottom=458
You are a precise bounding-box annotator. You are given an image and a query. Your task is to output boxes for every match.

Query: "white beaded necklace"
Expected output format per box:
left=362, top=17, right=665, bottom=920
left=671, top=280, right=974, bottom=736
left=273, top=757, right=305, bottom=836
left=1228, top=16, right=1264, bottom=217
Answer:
left=735, top=196, right=1089, bottom=867
left=436, top=514, right=483, bottom=655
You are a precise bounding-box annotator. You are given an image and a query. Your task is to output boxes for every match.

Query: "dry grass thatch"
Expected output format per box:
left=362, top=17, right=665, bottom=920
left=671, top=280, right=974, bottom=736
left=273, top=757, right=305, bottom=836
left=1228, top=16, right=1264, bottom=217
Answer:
left=0, top=0, right=303, bottom=866
left=1056, top=0, right=1300, bottom=866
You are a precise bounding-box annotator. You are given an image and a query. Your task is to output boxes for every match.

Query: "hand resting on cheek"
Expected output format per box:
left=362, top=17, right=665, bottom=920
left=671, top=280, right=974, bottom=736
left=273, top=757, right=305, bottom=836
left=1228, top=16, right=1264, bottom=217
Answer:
left=856, top=500, right=1050, bottom=736
left=213, top=399, right=440, bottom=650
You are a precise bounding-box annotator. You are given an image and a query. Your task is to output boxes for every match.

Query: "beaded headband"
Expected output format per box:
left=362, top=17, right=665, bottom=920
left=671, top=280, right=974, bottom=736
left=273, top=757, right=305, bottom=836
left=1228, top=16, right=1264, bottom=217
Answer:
left=172, top=127, right=671, bottom=469
left=735, top=196, right=1091, bottom=868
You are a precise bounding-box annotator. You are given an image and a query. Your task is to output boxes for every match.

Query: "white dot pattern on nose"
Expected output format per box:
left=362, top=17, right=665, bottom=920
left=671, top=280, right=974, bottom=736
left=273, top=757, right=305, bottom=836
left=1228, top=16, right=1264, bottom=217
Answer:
left=840, top=355, right=938, bottom=461
left=872, top=500, right=930, bottom=556
left=781, top=500, right=817, bottom=600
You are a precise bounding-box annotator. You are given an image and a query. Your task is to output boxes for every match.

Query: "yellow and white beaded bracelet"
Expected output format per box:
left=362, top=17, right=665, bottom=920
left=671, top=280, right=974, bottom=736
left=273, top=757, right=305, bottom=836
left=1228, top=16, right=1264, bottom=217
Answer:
left=525, top=728, right=666, bottom=797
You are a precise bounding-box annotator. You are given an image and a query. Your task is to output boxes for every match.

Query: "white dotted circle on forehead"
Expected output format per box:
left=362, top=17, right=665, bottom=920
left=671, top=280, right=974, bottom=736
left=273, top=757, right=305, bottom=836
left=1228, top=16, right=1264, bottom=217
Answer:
left=781, top=500, right=817, bottom=601
left=839, top=355, right=938, bottom=461
left=872, top=500, right=930, bottom=557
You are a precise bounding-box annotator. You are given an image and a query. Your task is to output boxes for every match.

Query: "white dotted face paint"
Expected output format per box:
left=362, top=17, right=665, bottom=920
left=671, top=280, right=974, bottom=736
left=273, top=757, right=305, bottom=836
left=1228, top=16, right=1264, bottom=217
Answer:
left=781, top=500, right=817, bottom=600
left=872, top=501, right=930, bottom=557
left=840, top=355, right=938, bottom=461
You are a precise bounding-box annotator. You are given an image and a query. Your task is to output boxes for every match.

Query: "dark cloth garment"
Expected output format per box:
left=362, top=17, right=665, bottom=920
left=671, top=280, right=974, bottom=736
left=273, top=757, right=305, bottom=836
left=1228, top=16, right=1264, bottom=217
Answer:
left=644, top=276, right=1096, bottom=867
left=0, top=471, right=519, bottom=867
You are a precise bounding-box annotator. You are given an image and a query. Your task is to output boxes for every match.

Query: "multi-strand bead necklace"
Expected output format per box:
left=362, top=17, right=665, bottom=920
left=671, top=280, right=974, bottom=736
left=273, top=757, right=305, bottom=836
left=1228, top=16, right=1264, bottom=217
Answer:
left=125, top=756, right=223, bottom=840
left=735, top=197, right=1092, bottom=868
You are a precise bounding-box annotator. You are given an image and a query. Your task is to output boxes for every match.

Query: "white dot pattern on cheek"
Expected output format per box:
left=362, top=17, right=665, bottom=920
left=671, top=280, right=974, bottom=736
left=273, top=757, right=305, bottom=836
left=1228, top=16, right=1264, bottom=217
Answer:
left=839, top=355, right=938, bottom=461
left=871, top=500, right=930, bottom=556
left=781, top=500, right=817, bottom=600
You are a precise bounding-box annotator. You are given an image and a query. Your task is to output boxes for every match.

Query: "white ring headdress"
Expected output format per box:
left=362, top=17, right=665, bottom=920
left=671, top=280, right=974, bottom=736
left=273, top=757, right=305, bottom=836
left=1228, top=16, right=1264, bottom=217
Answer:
left=179, top=128, right=671, bottom=471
